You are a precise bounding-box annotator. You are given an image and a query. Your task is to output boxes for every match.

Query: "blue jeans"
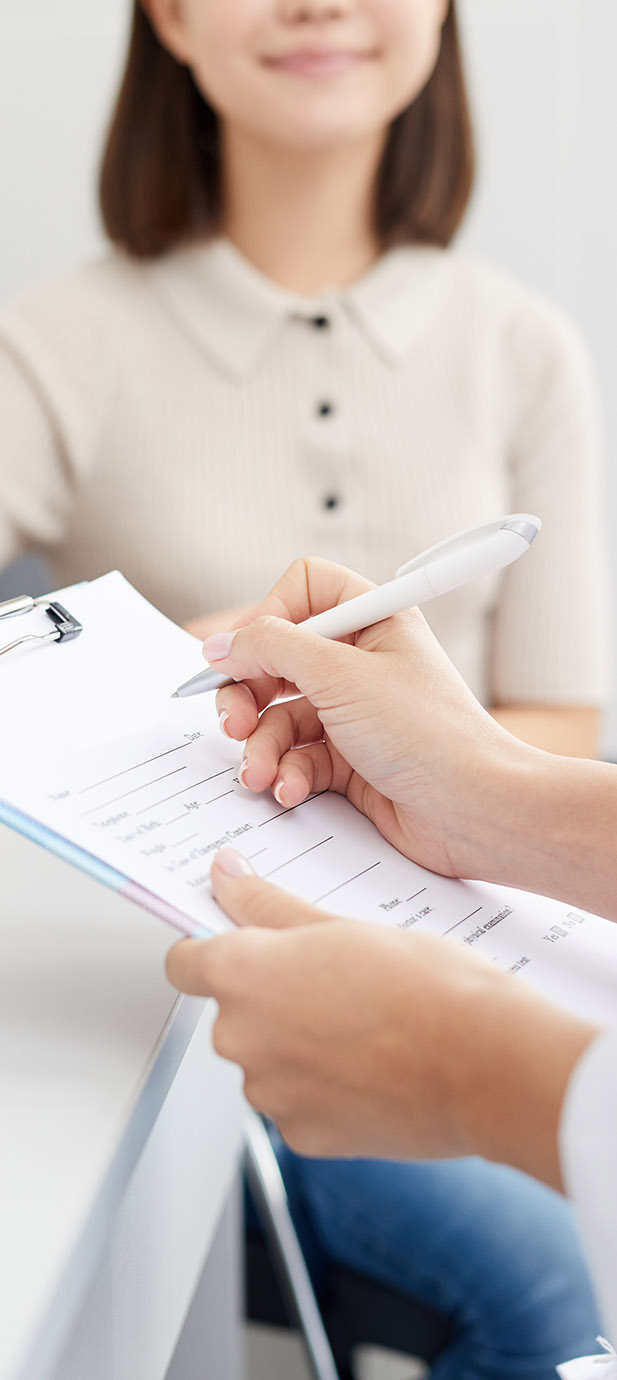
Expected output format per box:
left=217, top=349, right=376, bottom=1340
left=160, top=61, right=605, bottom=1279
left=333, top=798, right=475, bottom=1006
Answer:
left=273, top=1145, right=601, bottom=1379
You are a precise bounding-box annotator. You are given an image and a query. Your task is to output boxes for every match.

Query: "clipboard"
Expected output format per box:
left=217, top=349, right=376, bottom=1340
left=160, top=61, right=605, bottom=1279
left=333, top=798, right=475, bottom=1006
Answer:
left=1, top=569, right=617, bottom=1041
left=0, top=584, right=344, bottom=1380
left=0, top=573, right=219, bottom=938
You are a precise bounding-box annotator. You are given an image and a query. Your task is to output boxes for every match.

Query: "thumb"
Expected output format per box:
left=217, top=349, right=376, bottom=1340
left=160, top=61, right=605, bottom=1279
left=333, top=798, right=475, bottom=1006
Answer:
left=203, top=614, right=364, bottom=707
left=211, top=848, right=329, bottom=930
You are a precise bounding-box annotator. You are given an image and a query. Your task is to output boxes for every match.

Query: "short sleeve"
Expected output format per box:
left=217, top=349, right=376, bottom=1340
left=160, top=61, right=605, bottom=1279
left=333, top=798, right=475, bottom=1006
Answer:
left=489, top=303, right=613, bottom=707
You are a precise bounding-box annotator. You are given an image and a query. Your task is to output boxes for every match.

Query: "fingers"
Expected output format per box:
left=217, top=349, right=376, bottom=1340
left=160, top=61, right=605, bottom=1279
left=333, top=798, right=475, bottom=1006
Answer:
left=218, top=680, right=261, bottom=743
left=267, top=743, right=335, bottom=808
left=165, top=933, right=228, bottom=996
left=210, top=850, right=332, bottom=929
left=245, top=739, right=335, bottom=807
left=166, top=924, right=277, bottom=999
left=233, top=697, right=324, bottom=793
left=216, top=671, right=297, bottom=739
left=209, top=615, right=364, bottom=728
left=207, top=557, right=375, bottom=725
left=221, top=693, right=349, bottom=806
left=166, top=851, right=332, bottom=996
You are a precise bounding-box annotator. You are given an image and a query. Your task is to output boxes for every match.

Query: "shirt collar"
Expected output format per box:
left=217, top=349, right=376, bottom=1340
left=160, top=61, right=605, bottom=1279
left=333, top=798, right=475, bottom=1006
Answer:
left=146, top=237, right=452, bottom=378
left=345, top=244, right=453, bottom=365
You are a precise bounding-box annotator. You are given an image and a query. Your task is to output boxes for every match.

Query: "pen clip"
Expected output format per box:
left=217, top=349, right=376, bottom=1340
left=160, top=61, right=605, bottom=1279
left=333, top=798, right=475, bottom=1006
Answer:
left=394, top=514, right=540, bottom=579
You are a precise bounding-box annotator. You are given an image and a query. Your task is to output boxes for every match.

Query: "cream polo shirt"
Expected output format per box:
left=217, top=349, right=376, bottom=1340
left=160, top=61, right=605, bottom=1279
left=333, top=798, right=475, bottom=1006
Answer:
left=0, top=238, right=612, bottom=705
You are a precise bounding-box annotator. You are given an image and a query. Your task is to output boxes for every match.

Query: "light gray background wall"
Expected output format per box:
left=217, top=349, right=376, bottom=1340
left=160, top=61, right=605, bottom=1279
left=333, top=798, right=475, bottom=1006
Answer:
left=1, top=0, right=616, bottom=754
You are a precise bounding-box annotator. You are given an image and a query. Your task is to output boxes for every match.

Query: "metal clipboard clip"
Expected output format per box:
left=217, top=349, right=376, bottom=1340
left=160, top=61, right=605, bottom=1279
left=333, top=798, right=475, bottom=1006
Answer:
left=0, top=594, right=83, bottom=658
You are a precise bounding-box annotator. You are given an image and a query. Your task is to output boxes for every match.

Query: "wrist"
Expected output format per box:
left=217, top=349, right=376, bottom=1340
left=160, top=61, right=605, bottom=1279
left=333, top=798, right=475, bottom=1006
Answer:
left=454, top=740, right=617, bottom=920
left=451, top=966, right=597, bottom=1188
left=447, top=731, right=539, bottom=882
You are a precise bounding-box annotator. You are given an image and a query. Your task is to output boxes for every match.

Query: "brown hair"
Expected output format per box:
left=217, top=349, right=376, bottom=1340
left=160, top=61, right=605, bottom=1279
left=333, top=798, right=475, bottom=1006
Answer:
left=100, top=3, right=475, bottom=259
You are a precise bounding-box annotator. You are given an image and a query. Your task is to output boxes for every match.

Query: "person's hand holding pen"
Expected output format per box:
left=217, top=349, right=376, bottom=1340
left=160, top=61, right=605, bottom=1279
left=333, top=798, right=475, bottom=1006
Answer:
left=189, top=554, right=616, bottom=920
left=205, top=556, right=521, bottom=885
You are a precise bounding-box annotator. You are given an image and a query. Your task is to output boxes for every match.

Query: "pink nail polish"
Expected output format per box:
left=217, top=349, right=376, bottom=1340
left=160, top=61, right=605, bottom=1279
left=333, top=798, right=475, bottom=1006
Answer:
left=219, top=710, right=231, bottom=738
left=202, top=631, right=235, bottom=662
left=214, top=847, right=255, bottom=879
left=273, top=778, right=286, bottom=806
left=238, top=758, right=250, bottom=788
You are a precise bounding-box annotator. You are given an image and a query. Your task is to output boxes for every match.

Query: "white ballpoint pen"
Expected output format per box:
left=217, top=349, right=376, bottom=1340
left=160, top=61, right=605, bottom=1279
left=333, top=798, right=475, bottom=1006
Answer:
left=171, top=513, right=541, bottom=699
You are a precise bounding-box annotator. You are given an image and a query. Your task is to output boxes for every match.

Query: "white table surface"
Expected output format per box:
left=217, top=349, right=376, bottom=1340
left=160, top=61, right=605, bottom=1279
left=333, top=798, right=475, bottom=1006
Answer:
left=0, top=823, right=245, bottom=1380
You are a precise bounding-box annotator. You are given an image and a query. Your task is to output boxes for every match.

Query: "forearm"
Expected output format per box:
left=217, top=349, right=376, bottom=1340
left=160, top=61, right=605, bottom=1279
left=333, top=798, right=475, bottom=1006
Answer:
left=461, top=747, right=617, bottom=921
left=450, top=966, right=598, bottom=1189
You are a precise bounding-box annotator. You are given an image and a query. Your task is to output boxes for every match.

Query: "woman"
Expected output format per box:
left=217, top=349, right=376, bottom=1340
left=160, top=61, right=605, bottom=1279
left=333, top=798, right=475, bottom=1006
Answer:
left=0, top=1, right=610, bottom=1371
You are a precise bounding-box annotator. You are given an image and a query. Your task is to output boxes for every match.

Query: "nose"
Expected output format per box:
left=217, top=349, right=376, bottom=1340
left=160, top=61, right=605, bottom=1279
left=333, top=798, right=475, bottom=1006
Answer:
left=278, top=0, right=351, bottom=22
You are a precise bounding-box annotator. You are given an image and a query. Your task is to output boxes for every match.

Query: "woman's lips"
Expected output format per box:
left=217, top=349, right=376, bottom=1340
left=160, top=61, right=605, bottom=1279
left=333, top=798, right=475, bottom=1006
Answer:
left=263, top=49, right=372, bottom=79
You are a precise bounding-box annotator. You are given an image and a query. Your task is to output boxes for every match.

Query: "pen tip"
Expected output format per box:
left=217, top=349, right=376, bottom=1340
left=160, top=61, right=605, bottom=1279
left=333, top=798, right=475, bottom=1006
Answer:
left=170, top=690, right=180, bottom=699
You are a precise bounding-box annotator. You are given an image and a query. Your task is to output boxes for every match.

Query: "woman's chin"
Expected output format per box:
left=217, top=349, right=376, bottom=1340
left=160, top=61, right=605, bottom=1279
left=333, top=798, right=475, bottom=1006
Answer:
left=255, top=110, right=383, bottom=155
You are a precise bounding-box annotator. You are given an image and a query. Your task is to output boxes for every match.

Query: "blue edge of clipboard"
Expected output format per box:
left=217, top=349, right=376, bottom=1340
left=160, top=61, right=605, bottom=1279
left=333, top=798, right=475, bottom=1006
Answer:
left=0, top=799, right=210, bottom=938
left=0, top=799, right=127, bottom=889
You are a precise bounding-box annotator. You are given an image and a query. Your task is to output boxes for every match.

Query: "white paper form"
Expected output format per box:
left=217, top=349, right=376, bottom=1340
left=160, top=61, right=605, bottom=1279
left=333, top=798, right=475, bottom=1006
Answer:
left=1, top=573, right=616, bottom=1029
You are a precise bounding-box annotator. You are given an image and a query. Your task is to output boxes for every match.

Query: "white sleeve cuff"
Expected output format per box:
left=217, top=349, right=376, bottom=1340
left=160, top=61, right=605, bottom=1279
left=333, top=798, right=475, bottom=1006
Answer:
left=560, top=1029, right=617, bottom=1340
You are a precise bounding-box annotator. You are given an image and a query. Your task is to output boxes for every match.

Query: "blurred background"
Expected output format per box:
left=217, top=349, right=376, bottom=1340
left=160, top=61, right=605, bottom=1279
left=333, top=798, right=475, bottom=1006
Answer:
left=1, top=0, right=615, bottom=766
left=1, top=6, right=615, bottom=1377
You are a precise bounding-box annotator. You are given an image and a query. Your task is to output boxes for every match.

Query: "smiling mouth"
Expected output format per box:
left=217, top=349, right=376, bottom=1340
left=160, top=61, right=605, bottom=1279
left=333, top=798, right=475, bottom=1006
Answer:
left=262, top=49, right=374, bottom=79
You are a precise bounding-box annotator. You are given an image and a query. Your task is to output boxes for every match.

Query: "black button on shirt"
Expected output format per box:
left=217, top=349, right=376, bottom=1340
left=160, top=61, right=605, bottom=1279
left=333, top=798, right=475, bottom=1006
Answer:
left=311, top=315, right=330, bottom=330
left=323, top=494, right=341, bottom=511
left=317, top=401, right=334, bottom=417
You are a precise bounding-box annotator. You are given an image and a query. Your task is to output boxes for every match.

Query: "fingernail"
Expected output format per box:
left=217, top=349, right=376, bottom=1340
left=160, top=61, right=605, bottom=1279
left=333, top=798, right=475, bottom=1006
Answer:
left=238, top=757, right=250, bottom=788
left=202, top=631, right=235, bottom=662
left=219, top=710, right=231, bottom=738
left=273, top=777, right=286, bottom=806
left=214, top=847, right=255, bottom=879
